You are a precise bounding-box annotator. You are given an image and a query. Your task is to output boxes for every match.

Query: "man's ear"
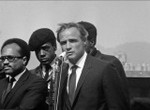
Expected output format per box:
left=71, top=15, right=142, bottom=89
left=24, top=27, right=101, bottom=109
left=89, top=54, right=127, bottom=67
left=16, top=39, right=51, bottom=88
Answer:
left=53, top=46, right=57, bottom=51
left=84, top=41, right=87, bottom=47
left=54, top=47, right=56, bottom=51
left=22, top=56, right=27, bottom=65
left=90, top=40, right=95, bottom=47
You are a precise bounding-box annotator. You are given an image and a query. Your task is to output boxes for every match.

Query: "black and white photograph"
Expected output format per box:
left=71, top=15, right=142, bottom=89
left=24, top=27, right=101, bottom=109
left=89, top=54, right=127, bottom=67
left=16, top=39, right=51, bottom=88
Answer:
left=0, top=1, right=150, bottom=110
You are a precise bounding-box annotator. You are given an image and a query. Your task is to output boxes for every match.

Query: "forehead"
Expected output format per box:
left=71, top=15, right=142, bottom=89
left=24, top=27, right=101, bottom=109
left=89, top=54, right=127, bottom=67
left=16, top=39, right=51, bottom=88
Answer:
left=40, top=42, right=52, bottom=47
left=59, top=27, right=81, bottom=40
left=1, top=43, right=21, bottom=56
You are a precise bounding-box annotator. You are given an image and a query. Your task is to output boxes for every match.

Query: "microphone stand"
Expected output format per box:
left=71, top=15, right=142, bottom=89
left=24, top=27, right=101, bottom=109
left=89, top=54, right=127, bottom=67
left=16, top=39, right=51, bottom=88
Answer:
left=48, top=56, right=64, bottom=110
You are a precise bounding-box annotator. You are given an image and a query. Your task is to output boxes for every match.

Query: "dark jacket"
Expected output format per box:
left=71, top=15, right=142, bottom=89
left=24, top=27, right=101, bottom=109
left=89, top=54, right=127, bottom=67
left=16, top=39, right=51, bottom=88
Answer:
left=58, top=55, right=130, bottom=110
left=0, top=69, right=47, bottom=110
left=90, top=48, right=130, bottom=109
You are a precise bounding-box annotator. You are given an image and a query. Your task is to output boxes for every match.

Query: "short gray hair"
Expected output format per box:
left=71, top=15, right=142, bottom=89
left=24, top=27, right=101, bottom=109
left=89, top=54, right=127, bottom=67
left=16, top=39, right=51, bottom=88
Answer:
left=56, top=22, right=88, bottom=42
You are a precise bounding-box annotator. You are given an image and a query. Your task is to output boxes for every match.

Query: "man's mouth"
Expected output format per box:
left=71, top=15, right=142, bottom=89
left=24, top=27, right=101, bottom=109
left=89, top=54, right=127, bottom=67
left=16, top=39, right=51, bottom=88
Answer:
left=40, top=58, right=48, bottom=62
left=66, top=52, right=73, bottom=56
left=4, top=67, right=10, bottom=71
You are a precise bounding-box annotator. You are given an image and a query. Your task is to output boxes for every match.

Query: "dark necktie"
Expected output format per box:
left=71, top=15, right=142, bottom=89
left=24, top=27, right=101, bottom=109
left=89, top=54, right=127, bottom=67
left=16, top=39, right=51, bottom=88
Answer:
left=1, top=77, right=15, bottom=104
left=69, top=65, right=78, bottom=105
left=44, top=66, right=51, bottom=81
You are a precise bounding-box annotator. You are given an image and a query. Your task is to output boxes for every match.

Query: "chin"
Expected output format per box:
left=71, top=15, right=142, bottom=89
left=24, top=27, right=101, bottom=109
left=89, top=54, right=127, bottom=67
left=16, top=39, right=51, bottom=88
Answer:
left=67, top=56, right=74, bottom=60
left=42, top=61, right=50, bottom=65
left=68, top=57, right=77, bottom=64
left=5, top=72, right=12, bottom=76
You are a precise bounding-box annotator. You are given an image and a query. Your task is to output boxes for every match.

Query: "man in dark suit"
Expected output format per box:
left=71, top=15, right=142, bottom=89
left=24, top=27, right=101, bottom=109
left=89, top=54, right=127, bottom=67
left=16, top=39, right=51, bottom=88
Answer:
left=78, top=21, right=130, bottom=108
left=56, top=22, right=129, bottom=110
left=0, top=38, right=47, bottom=110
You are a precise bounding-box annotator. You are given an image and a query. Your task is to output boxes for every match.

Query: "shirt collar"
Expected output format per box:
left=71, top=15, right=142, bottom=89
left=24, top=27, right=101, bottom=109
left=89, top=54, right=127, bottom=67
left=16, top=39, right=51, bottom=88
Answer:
left=6, top=68, right=26, bottom=82
left=41, top=56, right=57, bottom=71
left=51, top=56, right=57, bottom=68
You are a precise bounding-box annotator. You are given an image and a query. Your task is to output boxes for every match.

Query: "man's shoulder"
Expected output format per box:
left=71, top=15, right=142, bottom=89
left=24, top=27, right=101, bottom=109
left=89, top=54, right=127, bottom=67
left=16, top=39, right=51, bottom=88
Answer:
left=29, top=66, right=41, bottom=74
left=86, top=55, right=118, bottom=76
left=95, top=50, right=121, bottom=65
left=98, top=53, right=124, bottom=70
left=27, top=69, right=46, bottom=84
left=87, top=54, right=109, bottom=67
left=21, top=70, right=47, bottom=95
left=101, top=53, right=118, bottom=61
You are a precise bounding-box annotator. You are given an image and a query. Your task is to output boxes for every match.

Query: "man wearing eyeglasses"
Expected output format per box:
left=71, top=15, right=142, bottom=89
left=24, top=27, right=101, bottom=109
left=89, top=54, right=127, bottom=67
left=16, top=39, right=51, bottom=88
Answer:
left=0, top=38, right=47, bottom=110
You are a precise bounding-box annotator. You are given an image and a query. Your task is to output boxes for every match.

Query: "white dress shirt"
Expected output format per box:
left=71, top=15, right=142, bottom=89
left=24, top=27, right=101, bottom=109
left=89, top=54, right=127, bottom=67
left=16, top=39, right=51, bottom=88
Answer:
left=67, top=52, right=87, bottom=93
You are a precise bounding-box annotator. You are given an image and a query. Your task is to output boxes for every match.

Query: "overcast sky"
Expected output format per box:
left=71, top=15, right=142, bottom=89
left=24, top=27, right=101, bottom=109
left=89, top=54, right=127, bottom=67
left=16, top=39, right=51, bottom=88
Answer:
left=0, top=1, right=149, bottom=68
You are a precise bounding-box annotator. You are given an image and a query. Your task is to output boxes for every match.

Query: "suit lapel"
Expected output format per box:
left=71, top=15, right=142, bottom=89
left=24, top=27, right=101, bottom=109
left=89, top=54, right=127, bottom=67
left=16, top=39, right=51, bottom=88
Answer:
left=58, top=63, right=68, bottom=100
left=35, top=66, right=43, bottom=78
left=73, top=55, right=92, bottom=105
left=58, top=56, right=93, bottom=108
left=3, top=69, right=30, bottom=107
left=58, top=63, right=69, bottom=109
left=35, top=65, right=52, bottom=82
left=0, top=78, right=9, bottom=107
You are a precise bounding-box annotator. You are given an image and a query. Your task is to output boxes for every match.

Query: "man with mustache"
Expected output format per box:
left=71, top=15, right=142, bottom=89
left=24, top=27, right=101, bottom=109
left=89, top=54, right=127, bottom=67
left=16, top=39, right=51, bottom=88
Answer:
left=0, top=38, right=47, bottom=110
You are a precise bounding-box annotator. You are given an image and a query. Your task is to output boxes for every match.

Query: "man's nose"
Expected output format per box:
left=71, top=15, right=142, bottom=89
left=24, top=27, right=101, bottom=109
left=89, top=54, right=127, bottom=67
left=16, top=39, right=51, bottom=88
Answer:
left=66, top=42, right=71, bottom=50
left=39, top=49, right=45, bottom=56
left=3, top=59, right=9, bottom=64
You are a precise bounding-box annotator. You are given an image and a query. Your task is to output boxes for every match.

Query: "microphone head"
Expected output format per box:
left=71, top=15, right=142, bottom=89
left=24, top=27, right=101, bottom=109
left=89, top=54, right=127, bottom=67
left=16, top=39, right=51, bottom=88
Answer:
left=59, top=52, right=66, bottom=58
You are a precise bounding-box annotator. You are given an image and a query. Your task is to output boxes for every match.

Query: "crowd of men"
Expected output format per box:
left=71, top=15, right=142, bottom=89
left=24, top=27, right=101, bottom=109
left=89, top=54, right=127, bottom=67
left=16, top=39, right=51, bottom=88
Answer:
left=0, top=21, right=133, bottom=110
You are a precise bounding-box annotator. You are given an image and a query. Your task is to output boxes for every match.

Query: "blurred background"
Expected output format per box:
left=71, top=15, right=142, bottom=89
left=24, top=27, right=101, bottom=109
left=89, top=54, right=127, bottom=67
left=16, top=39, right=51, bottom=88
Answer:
left=0, top=1, right=150, bottom=77
left=1, top=1, right=150, bottom=107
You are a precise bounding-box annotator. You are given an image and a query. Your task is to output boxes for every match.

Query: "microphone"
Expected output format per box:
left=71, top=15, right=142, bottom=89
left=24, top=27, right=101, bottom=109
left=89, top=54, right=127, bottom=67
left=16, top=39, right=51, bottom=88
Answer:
left=54, top=52, right=66, bottom=68
left=58, top=52, right=66, bottom=62
left=59, top=51, right=66, bottom=58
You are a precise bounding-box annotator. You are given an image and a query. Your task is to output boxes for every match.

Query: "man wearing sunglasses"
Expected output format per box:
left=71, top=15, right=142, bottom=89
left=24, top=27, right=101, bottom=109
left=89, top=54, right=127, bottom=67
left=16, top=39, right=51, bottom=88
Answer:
left=0, top=38, right=47, bottom=110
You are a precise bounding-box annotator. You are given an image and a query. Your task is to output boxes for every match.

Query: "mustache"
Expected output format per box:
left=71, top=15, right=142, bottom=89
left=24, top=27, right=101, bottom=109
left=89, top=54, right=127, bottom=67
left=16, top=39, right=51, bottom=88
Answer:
left=3, top=64, right=11, bottom=68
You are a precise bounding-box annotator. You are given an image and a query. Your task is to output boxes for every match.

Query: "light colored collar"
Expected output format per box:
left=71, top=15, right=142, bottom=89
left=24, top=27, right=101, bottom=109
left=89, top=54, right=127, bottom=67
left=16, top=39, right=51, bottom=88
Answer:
left=6, top=68, right=26, bottom=82
left=51, top=56, right=58, bottom=68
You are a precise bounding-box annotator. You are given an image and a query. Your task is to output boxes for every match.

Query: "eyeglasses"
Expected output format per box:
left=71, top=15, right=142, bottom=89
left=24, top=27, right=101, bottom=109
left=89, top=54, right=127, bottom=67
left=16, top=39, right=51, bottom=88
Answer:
left=0, top=56, right=23, bottom=62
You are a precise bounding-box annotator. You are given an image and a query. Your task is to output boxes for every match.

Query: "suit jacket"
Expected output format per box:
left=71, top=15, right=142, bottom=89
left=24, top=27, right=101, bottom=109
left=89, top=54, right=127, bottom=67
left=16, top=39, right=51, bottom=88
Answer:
left=0, top=72, right=5, bottom=80
left=30, top=65, right=53, bottom=82
left=0, top=69, right=47, bottom=110
left=90, top=48, right=130, bottom=109
left=58, top=55, right=130, bottom=110
left=90, top=48, right=126, bottom=79
left=30, top=63, right=69, bottom=110
left=30, top=65, right=44, bottom=79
